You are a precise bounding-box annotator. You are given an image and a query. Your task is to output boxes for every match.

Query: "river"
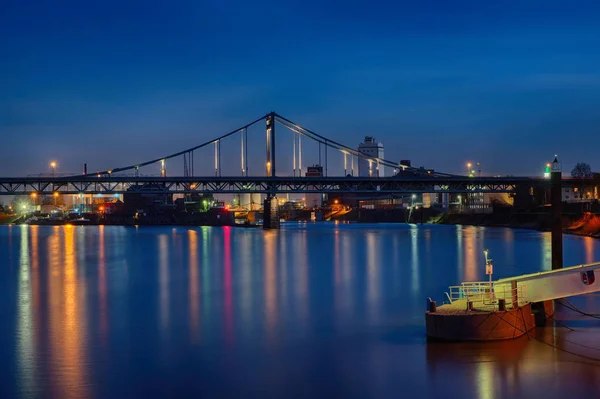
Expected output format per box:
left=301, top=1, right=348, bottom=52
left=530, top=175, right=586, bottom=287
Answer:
left=1, top=223, right=600, bottom=398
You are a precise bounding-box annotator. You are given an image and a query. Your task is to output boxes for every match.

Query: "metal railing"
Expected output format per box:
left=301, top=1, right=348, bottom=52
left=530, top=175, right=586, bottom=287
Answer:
left=446, top=282, right=527, bottom=309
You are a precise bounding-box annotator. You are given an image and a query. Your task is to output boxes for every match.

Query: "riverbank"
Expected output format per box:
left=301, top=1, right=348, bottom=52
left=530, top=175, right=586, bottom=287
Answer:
left=0, top=214, right=19, bottom=224
left=434, top=210, right=600, bottom=239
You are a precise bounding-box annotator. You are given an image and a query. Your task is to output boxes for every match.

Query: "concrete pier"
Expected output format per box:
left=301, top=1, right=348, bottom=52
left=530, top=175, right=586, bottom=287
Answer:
left=426, top=300, right=536, bottom=341
left=263, top=196, right=280, bottom=229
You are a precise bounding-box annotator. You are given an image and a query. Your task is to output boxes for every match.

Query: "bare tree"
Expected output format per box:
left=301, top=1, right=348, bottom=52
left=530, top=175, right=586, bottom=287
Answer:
left=571, top=162, right=593, bottom=178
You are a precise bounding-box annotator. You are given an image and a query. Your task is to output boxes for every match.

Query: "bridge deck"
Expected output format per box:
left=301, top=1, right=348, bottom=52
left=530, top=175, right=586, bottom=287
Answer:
left=494, top=262, right=600, bottom=303
left=0, top=175, right=552, bottom=195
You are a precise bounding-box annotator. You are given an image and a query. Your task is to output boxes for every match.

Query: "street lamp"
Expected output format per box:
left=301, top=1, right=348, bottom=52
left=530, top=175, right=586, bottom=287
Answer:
left=50, top=161, right=57, bottom=177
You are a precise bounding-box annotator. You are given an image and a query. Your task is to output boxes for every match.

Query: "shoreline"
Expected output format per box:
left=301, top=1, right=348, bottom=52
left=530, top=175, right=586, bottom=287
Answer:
left=434, top=211, right=600, bottom=239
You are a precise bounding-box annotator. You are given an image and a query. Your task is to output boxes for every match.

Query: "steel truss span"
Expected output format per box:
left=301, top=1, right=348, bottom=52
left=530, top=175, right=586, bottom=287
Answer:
left=0, top=176, right=550, bottom=195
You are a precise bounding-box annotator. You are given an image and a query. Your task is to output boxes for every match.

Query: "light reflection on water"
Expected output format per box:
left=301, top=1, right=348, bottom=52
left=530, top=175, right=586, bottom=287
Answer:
left=2, top=223, right=600, bottom=398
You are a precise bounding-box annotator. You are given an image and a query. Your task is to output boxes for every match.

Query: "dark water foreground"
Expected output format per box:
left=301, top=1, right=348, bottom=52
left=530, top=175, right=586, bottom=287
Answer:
left=1, top=223, right=600, bottom=398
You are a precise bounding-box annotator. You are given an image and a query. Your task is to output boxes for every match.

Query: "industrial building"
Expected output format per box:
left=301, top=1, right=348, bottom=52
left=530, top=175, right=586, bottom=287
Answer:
left=357, top=136, right=384, bottom=177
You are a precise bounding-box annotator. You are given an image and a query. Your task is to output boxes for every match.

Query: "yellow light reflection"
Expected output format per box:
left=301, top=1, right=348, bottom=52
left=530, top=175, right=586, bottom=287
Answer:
left=456, top=226, right=464, bottom=278
left=476, top=360, right=495, bottom=399
left=264, top=231, right=278, bottom=345
left=188, top=230, right=200, bottom=343
left=464, top=227, right=477, bottom=282
left=30, top=226, right=40, bottom=320
left=584, top=237, right=595, bottom=264
left=63, top=225, right=87, bottom=398
left=45, top=225, right=88, bottom=399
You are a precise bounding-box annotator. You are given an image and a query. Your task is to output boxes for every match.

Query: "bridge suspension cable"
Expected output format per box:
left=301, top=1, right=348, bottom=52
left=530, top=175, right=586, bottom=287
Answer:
left=274, top=113, right=459, bottom=177
left=75, top=114, right=268, bottom=178
left=65, top=111, right=459, bottom=179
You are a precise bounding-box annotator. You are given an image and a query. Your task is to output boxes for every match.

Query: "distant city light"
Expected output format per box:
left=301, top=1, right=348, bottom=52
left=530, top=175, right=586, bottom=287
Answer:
left=544, top=163, right=551, bottom=179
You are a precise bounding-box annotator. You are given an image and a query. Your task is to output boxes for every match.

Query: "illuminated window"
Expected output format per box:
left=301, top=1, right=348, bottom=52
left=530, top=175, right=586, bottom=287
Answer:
left=574, top=187, right=579, bottom=193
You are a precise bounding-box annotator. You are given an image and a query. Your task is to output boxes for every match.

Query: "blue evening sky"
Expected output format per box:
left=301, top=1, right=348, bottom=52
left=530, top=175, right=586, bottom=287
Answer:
left=1, top=0, right=600, bottom=177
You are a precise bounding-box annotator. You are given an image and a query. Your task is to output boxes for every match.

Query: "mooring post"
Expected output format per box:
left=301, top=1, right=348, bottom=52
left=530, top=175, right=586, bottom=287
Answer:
left=551, top=156, right=562, bottom=270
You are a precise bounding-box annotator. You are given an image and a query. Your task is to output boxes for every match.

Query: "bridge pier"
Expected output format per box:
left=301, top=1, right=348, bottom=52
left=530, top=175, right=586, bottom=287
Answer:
left=263, top=196, right=280, bottom=229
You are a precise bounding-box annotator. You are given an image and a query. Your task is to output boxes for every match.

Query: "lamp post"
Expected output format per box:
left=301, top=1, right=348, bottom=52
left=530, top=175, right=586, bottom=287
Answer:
left=484, top=249, right=493, bottom=300
left=50, top=161, right=57, bottom=177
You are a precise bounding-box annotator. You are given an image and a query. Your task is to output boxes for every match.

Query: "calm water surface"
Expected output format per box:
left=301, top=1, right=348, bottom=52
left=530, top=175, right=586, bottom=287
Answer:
left=2, top=223, right=600, bottom=398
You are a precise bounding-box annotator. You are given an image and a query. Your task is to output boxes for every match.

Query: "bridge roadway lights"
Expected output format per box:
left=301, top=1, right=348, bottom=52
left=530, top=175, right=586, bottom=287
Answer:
left=263, top=196, right=280, bottom=229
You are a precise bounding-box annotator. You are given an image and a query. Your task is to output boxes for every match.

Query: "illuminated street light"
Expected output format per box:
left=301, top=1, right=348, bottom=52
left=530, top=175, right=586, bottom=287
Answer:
left=50, top=161, right=57, bottom=177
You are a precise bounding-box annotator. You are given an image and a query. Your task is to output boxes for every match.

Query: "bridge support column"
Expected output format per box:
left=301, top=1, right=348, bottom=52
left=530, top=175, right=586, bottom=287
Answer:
left=551, top=156, right=562, bottom=270
left=266, top=112, right=276, bottom=177
left=263, top=196, right=280, bottom=229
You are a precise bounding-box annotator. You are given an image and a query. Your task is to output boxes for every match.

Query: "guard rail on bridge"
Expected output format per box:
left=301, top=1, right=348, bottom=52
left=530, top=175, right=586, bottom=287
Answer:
left=0, top=175, right=549, bottom=195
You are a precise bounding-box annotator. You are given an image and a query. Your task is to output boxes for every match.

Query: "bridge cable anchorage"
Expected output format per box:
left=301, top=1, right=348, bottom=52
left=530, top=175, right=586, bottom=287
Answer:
left=73, top=113, right=268, bottom=178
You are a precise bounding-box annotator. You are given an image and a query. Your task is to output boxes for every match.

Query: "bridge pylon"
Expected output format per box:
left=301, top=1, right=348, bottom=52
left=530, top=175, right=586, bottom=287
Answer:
left=266, top=112, right=276, bottom=177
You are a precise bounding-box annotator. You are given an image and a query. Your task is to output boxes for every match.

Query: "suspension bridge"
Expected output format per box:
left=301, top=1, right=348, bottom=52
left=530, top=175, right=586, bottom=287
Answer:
left=0, top=111, right=555, bottom=196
